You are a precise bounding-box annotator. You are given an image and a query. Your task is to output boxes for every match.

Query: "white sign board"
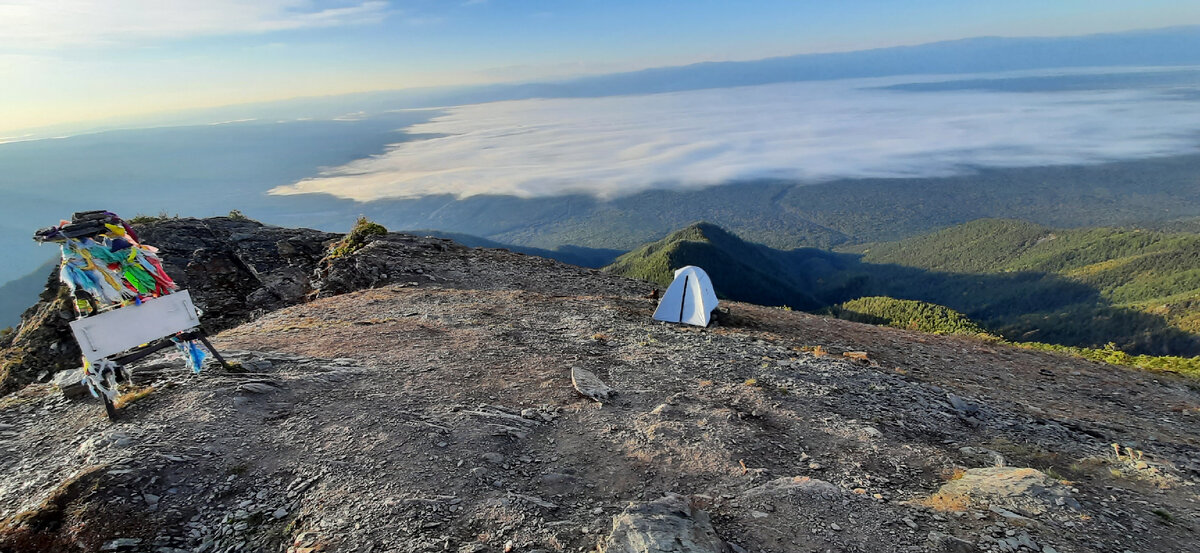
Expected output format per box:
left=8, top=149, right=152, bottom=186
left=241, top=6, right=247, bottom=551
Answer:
left=69, top=290, right=201, bottom=363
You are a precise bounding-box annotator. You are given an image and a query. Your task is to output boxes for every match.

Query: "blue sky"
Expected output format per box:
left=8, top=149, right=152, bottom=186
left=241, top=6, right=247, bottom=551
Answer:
left=3, top=0, right=1200, bottom=134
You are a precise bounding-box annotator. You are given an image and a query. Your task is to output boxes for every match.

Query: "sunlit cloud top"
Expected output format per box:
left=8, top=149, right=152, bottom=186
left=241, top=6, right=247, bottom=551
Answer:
left=271, top=78, right=1200, bottom=201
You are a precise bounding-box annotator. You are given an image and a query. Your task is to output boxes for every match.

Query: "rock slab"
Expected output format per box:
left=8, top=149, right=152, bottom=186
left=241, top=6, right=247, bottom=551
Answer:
left=572, top=367, right=614, bottom=401
left=935, top=467, right=1080, bottom=516
left=598, top=494, right=728, bottom=553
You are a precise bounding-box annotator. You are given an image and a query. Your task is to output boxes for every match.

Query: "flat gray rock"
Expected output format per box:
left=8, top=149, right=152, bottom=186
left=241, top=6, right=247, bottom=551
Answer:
left=599, top=494, right=728, bottom=553
left=935, top=467, right=1079, bottom=516
left=52, top=367, right=89, bottom=400
left=571, top=367, right=614, bottom=402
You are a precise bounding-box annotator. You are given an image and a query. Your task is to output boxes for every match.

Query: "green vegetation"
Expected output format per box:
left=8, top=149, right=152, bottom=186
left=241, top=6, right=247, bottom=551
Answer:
left=830, top=295, right=1200, bottom=381
left=609, top=220, right=1200, bottom=356
left=327, top=217, right=387, bottom=259
left=847, top=219, right=1200, bottom=354
left=226, top=209, right=252, bottom=221
left=832, top=297, right=991, bottom=336
left=1015, top=342, right=1200, bottom=381
left=127, top=211, right=178, bottom=225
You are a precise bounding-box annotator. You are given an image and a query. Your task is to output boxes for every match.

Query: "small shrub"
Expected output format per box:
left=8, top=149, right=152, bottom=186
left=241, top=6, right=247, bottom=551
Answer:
left=743, top=378, right=758, bottom=387
left=127, top=211, right=175, bottom=224
left=226, top=209, right=251, bottom=221
left=327, top=216, right=387, bottom=259
left=1043, top=466, right=1072, bottom=484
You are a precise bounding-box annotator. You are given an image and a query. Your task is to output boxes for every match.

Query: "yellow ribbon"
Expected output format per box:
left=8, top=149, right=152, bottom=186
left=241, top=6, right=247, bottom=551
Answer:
left=76, top=245, right=124, bottom=292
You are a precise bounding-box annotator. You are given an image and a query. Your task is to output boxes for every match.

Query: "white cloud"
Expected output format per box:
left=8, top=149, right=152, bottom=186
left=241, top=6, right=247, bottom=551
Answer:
left=0, top=0, right=390, bottom=49
left=271, top=78, right=1200, bottom=202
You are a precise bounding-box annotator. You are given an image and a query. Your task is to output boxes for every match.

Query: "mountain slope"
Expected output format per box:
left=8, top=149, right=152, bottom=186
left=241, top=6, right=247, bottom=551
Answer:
left=852, top=219, right=1200, bottom=334
left=1, top=224, right=1199, bottom=552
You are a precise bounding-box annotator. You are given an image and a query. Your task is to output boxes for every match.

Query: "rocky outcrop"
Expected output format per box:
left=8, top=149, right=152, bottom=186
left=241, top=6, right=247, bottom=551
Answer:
left=312, top=231, right=643, bottom=299
left=0, top=272, right=81, bottom=394
left=933, top=467, right=1080, bottom=516
left=598, top=494, right=728, bottom=553
left=134, top=217, right=337, bottom=329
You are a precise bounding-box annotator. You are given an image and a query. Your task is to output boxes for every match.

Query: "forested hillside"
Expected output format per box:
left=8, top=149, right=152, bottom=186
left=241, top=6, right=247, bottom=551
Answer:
left=851, top=219, right=1200, bottom=336
left=831, top=296, right=991, bottom=336
left=607, top=220, right=1200, bottom=356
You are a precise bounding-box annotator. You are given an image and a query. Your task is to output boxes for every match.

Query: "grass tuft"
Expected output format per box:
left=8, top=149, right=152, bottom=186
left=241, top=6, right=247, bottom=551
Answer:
left=113, top=386, right=155, bottom=409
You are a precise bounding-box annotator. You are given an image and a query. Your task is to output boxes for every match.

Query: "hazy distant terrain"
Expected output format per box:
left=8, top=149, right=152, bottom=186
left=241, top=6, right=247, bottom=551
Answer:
left=0, top=261, right=54, bottom=328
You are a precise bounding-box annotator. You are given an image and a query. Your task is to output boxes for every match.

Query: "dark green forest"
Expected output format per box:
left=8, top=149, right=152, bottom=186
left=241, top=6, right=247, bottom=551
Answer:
left=830, top=297, right=990, bottom=336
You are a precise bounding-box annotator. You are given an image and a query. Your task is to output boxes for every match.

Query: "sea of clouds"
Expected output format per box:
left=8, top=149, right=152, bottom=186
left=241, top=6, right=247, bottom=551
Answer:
left=271, top=76, right=1200, bottom=201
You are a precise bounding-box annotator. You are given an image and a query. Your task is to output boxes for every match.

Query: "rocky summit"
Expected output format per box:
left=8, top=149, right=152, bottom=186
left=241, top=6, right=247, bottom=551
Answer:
left=0, top=217, right=1198, bottom=553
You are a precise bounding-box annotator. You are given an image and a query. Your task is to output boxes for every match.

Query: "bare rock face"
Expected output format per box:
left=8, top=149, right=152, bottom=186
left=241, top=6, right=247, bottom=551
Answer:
left=311, top=234, right=465, bottom=297
left=0, top=272, right=80, bottom=394
left=934, top=467, right=1080, bottom=516
left=135, top=217, right=338, bottom=329
left=598, top=494, right=728, bottom=553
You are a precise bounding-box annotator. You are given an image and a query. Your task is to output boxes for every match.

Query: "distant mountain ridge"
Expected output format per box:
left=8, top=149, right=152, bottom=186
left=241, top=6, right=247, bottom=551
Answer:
left=511, top=26, right=1200, bottom=100
left=41, top=25, right=1199, bottom=136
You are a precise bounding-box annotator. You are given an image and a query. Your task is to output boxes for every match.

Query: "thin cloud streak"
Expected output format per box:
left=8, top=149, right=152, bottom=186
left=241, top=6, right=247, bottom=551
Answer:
left=271, top=79, right=1200, bottom=202
left=0, top=0, right=391, bottom=49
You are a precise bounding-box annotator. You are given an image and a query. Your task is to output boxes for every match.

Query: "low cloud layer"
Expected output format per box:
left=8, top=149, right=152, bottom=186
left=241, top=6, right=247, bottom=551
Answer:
left=272, top=78, right=1200, bottom=202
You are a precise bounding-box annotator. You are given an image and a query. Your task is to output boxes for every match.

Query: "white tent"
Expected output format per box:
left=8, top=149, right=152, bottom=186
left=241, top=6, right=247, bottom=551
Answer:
left=653, top=266, right=719, bottom=327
